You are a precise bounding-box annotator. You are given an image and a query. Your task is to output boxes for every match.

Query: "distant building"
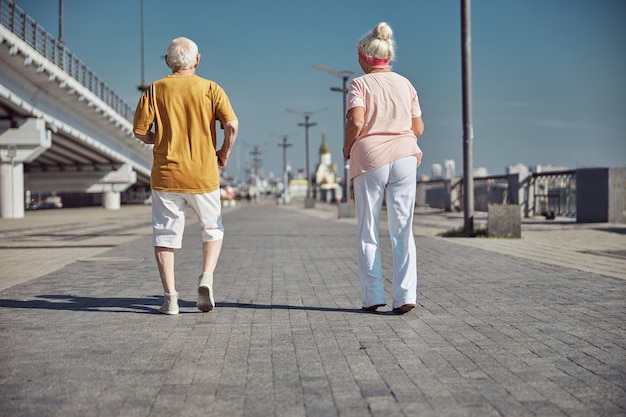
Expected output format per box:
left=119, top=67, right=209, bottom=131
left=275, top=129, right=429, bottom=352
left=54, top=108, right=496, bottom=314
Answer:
left=535, top=164, right=569, bottom=173
left=294, top=169, right=306, bottom=180
left=444, top=159, right=456, bottom=179
left=289, top=179, right=308, bottom=198
left=314, top=132, right=339, bottom=202
left=432, top=164, right=442, bottom=179
left=507, top=163, right=530, bottom=176
left=474, top=166, right=489, bottom=177
left=506, top=163, right=570, bottom=175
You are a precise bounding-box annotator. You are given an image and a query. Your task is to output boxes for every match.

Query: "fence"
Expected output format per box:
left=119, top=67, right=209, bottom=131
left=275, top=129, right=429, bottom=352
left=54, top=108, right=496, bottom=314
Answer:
left=530, top=170, right=576, bottom=217
left=417, top=170, right=577, bottom=218
left=0, top=0, right=135, bottom=121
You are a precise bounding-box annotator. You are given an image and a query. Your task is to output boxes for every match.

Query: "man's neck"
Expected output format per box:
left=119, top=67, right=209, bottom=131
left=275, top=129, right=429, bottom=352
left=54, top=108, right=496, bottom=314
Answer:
left=172, top=68, right=195, bottom=76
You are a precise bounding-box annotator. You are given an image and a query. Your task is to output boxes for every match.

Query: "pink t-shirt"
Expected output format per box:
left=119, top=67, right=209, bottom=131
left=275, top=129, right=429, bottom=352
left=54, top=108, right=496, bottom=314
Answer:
left=346, top=71, right=423, bottom=179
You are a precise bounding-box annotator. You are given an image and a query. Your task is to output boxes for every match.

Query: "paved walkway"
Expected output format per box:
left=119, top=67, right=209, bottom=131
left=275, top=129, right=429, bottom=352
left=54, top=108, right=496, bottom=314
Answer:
left=298, top=202, right=626, bottom=281
left=0, top=199, right=625, bottom=416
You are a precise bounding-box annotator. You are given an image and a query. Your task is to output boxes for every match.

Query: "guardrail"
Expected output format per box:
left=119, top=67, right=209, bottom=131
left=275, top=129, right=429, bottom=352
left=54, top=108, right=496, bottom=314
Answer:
left=531, top=170, right=576, bottom=217
left=417, top=170, right=577, bottom=218
left=0, top=0, right=135, bottom=121
left=473, top=175, right=511, bottom=211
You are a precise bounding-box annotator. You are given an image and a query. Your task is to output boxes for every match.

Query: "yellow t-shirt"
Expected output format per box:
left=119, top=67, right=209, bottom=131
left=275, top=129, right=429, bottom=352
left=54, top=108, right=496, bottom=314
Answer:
left=133, top=75, right=237, bottom=193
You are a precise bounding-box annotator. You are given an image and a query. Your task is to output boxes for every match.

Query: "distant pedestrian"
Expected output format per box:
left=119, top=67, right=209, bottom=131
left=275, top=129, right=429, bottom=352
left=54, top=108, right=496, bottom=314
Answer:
left=343, top=22, right=424, bottom=315
left=133, top=37, right=238, bottom=315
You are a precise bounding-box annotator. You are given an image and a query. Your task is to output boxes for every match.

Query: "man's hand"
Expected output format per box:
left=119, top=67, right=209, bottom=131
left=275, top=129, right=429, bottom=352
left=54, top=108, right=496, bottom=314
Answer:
left=216, top=151, right=228, bottom=168
left=135, top=132, right=155, bottom=145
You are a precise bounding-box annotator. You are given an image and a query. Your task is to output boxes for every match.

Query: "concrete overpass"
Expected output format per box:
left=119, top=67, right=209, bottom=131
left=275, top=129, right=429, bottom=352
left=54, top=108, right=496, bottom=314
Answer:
left=0, top=0, right=152, bottom=218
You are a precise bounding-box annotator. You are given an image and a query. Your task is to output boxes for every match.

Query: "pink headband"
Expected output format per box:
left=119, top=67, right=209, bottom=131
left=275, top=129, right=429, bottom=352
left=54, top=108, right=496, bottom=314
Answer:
left=358, top=47, right=390, bottom=67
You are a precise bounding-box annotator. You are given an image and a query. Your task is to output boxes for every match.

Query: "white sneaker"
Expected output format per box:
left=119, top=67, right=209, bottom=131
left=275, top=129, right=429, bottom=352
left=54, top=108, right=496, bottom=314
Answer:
left=159, top=292, right=179, bottom=315
left=197, top=272, right=214, bottom=312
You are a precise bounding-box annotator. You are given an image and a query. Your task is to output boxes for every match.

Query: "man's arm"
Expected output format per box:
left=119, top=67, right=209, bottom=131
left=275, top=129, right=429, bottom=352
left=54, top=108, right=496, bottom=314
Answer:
left=216, top=120, right=239, bottom=167
left=135, top=131, right=155, bottom=145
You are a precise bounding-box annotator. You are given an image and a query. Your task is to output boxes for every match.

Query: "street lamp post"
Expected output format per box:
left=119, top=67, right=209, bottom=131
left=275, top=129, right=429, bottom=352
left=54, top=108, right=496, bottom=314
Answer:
left=58, top=0, right=64, bottom=44
left=137, top=0, right=148, bottom=92
left=312, top=64, right=353, bottom=202
left=286, top=108, right=326, bottom=205
left=461, top=0, right=475, bottom=235
left=275, top=134, right=293, bottom=203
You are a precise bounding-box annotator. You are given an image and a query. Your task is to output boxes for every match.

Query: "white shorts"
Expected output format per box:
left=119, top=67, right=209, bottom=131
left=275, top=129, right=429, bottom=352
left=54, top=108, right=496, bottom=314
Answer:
left=151, top=190, right=224, bottom=249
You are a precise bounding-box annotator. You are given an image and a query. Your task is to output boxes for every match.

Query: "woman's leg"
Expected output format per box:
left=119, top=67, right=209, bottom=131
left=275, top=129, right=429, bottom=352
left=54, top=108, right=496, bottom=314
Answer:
left=353, top=164, right=390, bottom=308
left=385, top=157, right=418, bottom=309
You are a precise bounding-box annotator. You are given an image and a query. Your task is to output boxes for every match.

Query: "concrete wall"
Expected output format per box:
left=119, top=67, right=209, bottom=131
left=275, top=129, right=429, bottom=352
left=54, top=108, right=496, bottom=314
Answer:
left=576, top=168, right=609, bottom=223
left=417, top=167, right=625, bottom=224
left=576, top=167, right=626, bottom=223
left=608, top=167, right=626, bottom=223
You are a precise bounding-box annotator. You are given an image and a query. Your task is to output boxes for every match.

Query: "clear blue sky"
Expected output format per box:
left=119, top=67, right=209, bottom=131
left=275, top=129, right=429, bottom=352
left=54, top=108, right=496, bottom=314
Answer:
left=15, top=0, right=626, bottom=181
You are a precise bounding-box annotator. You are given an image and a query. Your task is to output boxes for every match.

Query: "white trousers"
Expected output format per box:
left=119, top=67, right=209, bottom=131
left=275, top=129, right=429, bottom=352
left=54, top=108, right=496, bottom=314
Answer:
left=353, top=156, right=417, bottom=309
left=151, top=190, right=224, bottom=249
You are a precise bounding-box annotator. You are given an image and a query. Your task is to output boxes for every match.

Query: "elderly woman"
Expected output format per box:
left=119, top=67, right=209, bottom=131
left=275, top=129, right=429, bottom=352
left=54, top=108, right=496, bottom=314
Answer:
left=343, top=22, right=425, bottom=315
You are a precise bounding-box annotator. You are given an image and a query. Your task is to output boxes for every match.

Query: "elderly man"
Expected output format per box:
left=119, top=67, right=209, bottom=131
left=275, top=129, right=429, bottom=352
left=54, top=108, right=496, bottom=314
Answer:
left=133, top=37, right=238, bottom=315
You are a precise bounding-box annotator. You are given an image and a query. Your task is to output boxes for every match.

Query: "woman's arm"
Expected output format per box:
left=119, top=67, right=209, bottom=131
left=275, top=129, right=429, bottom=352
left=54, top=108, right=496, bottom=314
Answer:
left=412, top=116, right=424, bottom=138
left=343, top=107, right=365, bottom=160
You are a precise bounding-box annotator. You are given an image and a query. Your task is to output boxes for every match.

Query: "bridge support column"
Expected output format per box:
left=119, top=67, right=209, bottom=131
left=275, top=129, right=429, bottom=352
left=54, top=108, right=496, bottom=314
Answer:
left=0, top=160, right=25, bottom=218
left=103, top=191, right=121, bottom=210
left=0, top=118, right=51, bottom=218
left=85, top=164, right=137, bottom=210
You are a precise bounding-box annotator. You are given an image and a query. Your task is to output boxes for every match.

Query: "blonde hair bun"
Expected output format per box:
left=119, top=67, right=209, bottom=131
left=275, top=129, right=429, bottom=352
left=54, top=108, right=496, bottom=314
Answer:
left=373, top=22, right=393, bottom=42
left=357, top=21, right=396, bottom=64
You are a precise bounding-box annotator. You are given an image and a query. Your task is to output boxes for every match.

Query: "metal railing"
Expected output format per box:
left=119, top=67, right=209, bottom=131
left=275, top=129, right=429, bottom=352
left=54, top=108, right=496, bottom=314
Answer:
left=0, top=0, right=135, bottom=121
left=417, top=170, right=577, bottom=218
left=417, top=179, right=453, bottom=211
left=473, top=175, right=511, bottom=211
left=531, top=170, right=576, bottom=217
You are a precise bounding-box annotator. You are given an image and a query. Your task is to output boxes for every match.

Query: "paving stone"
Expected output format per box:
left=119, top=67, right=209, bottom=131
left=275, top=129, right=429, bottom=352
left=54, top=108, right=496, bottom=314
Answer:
left=0, top=201, right=625, bottom=416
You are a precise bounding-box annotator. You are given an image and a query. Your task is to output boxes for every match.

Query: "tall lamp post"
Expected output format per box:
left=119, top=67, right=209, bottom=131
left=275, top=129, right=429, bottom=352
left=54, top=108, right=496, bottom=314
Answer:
left=273, top=134, right=294, bottom=204
left=137, top=0, right=148, bottom=92
left=286, top=108, right=326, bottom=205
left=461, top=0, right=474, bottom=235
left=58, top=0, right=64, bottom=44
left=312, top=64, right=353, bottom=202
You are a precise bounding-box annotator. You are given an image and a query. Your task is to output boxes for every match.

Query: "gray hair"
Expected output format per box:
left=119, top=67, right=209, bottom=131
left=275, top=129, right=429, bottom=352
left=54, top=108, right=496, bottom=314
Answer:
left=165, top=37, right=199, bottom=71
left=357, top=22, right=396, bottom=63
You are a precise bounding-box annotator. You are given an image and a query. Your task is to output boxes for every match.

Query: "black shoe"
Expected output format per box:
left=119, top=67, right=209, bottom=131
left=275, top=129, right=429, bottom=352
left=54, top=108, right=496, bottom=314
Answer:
left=361, top=304, right=385, bottom=312
left=392, top=304, right=416, bottom=315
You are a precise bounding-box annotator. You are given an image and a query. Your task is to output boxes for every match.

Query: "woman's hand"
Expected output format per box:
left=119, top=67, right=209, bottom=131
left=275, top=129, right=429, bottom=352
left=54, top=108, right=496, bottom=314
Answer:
left=343, top=144, right=351, bottom=160
left=344, top=107, right=365, bottom=160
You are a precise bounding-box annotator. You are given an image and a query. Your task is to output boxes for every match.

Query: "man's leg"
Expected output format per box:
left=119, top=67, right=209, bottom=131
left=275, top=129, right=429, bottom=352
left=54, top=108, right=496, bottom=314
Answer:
left=202, top=239, right=223, bottom=274
left=154, top=245, right=179, bottom=315
left=195, top=239, right=222, bottom=312
left=189, top=190, right=224, bottom=312
left=155, top=246, right=176, bottom=294
left=151, top=191, right=186, bottom=315
left=196, top=240, right=222, bottom=312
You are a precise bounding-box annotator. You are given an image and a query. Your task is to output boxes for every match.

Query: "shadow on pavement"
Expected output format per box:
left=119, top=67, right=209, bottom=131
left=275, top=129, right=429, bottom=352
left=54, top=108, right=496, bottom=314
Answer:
left=0, top=294, right=175, bottom=314
left=0, top=296, right=381, bottom=315
left=218, top=301, right=387, bottom=315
